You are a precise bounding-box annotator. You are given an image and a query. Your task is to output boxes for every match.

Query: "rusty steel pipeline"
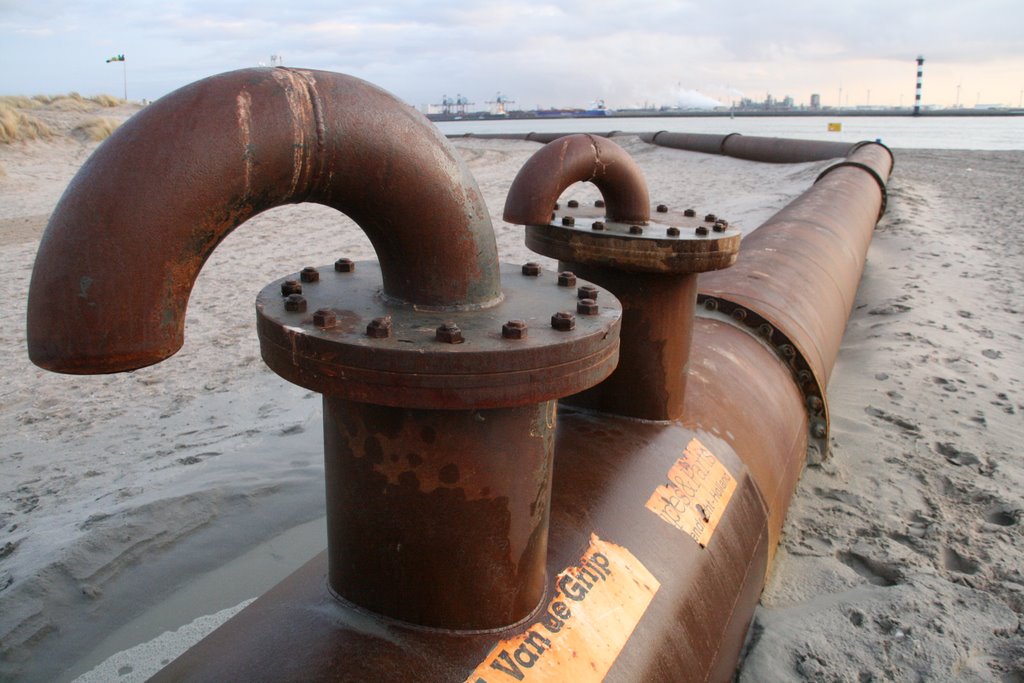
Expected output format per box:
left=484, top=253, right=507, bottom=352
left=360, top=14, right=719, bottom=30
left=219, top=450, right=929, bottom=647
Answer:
left=25, top=64, right=893, bottom=680
left=28, top=67, right=502, bottom=375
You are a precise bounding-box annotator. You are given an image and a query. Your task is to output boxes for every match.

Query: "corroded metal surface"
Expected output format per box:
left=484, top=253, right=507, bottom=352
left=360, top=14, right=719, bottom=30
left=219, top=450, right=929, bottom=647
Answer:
left=504, top=135, right=739, bottom=420
left=641, top=131, right=859, bottom=162
left=503, top=134, right=651, bottom=225
left=257, top=262, right=621, bottom=409
left=28, top=67, right=502, bottom=375
left=323, top=398, right=557, bottom=629
left=151, top=396, right=778, bottom=681
left=698, top=143, right=894, bottom=460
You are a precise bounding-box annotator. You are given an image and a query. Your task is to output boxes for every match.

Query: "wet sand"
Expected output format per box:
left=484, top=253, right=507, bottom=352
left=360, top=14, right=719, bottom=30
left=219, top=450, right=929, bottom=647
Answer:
left=1, top=104, right=1021, bottom=681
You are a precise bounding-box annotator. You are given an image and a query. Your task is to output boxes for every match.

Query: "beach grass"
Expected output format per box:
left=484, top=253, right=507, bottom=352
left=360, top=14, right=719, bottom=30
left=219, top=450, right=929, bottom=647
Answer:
left=0, top=102, right=54, bottom=143
left=72, top=117, right=121, bottom=142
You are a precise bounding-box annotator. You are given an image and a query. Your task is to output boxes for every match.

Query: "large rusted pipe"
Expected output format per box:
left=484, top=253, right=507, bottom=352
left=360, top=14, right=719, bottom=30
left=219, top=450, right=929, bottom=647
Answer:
left=699, top=141, right=893, bottom=453
left=27, top=67, right=502, bottom=375
left=26, top=68, right=623, bottom=635
left=641, top=131, right=863, bottom=162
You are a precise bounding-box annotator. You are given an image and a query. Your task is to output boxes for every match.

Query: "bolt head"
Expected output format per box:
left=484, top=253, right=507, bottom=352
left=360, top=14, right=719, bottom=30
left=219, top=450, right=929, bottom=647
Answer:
left=284, top=294, right=307, bottom=312
left=683, top=209, right=697, bottom=218
left=704, top=213, right=717, bottom=223
left=577, top=299, right=599, bottom=316
left=522, top=262, right=541, bottom=276
left=595, top=199, right=606, bottom=208
left=561, top=215, right=576, bottom=226
left=695, top=226, right=710, bottom=236
left=704, top=298, right=719, bottom=311
left=313, top=308, right=336, bottom=328
left=732, top=308, right=748, bottom=322
left=502, top=319, right=528, bottom=339
left=567, top=199, right=580, bottom=208
left=667, top=227, right=680, bottom=237
left=551, top=311, right=576, bottom=331
left=758, top=323, right=773, bottom=339
left=656, top=204, right=669, bottom=213
left=591, top=221, right=605, bottom=231
left=713, top=222, right=727, bottom=233
left=797, top=369, right=813, bottom=386
left=578, top=284, right=599, bottom=300
left=366, top=316, right=392, bottom=338
left=629, top=225, right=644, bottom=235
left=557, top=271, right=577, bottom=287
left=300, top=266, right=320, bottom=282
left=554, top=202, right=560, bottom=210
left=811, top=420, right=827, bottom=439
left=807, top=395, right=824, bottom=413
left=780, top=344, right=796, bottom=359
left=334, top=258, right=355, bottom=273
left=436, top=321, right=464, bottom=344
left=281, top=279, right=302, bottom=296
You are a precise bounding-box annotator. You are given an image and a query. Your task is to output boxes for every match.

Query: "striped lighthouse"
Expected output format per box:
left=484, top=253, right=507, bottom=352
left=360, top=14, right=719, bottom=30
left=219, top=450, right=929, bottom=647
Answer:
left=913, top=55, right=925, bottom=116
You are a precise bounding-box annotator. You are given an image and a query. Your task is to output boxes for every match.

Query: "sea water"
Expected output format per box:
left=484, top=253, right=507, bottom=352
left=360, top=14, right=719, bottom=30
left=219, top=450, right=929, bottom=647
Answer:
left=437, top=115, right=1024, bottom=151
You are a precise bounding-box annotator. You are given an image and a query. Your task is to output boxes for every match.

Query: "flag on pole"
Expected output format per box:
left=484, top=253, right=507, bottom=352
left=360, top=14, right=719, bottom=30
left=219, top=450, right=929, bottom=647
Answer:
left=106, top=54, right=125, bottom=63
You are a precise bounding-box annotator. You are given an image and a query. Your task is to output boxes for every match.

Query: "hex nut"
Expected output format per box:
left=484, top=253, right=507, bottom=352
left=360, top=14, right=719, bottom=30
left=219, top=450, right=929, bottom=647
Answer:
left=554, top=202, right=560, bottom=210
left=713, top=222, right=727, bottom=233
left=366, top=317, right=392, bottom=338
left=578, top=284, right=599, bottom=300
left=667, top=227, right=681, bottom=237
left=334, top=258, right=355, bottom=273
left=561, top=215, right=576, bottom=226
left=313, top=308, right=336, bottom=328
left=758, top=323, right=774, bottom=339
left=695, top=226, right=710, bottom=236
left=732, top=308, right=748, bottom=322
left=629, top=225, right=644, bottom=235
left=284, top=294, right=307, bottom=312
left=300, top=266, right=320, bottom=283
left=595, top=199, right=606, bottom=208
left=557, top=271, right=577, bottom=287
left=780, top=344, right=796, bottom=360
left=591, top=221, right=606, bottom=231
left=683, top=209, right=696, bottom=217
left=281, top=279, right=302, bottom=296
left=704, top=213, right=717, bottom=223
left=522, top=262, right=542, bottom=276
left=567, top=199, right=580, bottom=208
left=704, top=298, right=718, bottom=312
left=656, top=204, right=668, bottom=213
left=436, top=322, right=464, bottom=344
left=502, top=319, right=528, bottom=340
left=811, top=420, right=827, bottom=439
left=807, top=395, right=824, bottom=413
left=577, top=299, right=599, bottom=316
left=551, top=311, right=576, bottom=331
left=797, top=369, right=814, bottom=386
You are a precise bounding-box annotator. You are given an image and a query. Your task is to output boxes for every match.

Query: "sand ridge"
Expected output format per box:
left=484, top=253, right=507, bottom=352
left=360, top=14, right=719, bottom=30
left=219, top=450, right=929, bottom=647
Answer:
left=0, top=104, right=1021, bottom=681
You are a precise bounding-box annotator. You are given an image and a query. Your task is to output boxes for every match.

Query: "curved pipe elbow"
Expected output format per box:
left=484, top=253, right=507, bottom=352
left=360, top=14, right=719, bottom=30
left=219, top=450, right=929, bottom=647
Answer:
left=502, top=134, right=650, bottom=225
left=27, top=68, right=501, bottom=374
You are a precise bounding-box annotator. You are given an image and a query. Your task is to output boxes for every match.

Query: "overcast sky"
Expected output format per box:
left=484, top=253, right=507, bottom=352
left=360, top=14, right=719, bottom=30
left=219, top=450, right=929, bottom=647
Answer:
left=2, top=1, right=1022, bottom=110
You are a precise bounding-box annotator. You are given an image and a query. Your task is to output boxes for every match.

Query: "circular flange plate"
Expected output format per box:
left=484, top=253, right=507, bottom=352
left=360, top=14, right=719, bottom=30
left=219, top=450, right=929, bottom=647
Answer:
left=525, top=204, right=740, bottom=273
left=257, top=262, right=621, bottom=409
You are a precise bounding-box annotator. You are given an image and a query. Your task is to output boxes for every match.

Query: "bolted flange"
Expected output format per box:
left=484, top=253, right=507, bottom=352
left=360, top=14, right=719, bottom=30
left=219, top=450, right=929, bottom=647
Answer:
left=257, top=261, right=622, bottom=410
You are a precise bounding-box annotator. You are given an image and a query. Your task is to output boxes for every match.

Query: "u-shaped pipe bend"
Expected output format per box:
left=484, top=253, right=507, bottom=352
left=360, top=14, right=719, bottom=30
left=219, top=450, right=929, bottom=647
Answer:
left=502, top=134, right=650, bottom=225
left=27, top=67, right=502, bottom=374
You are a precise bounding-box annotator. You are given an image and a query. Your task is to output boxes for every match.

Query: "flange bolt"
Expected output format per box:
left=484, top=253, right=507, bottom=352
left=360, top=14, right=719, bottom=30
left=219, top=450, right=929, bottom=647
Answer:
left=281, top=279, right=302, bottom=296
left=334, top=258, right=355, bottom=273
left=551, top=311, right=576, bottom=331
left=436, top=321, right=464, bottom=344
left=284, top=294, right=307, bottom=312
left=577, top=299, right=599, bottom=316
left=557, top=271, right=577, bottom=287
left=502, top=320, right=528, bottom=340
left=300, top=266, right=320, bottom=282
left=313, top=308, right=336, bottom=328
left=366, top=317, right=392, bottom=339
left=522, top=262, right=542, bottom=276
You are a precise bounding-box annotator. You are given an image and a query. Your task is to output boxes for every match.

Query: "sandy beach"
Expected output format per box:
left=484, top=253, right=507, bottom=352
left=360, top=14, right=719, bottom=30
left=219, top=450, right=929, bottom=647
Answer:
left=1, top=101, right=1021, bottom=681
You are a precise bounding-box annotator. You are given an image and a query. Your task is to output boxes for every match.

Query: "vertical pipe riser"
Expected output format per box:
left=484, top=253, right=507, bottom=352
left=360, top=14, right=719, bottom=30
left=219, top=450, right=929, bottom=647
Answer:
left=324, top=398, right=556, bottom=629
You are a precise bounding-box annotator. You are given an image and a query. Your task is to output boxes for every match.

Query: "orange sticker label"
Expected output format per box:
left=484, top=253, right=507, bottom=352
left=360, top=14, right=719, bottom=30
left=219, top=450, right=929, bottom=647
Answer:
left=645, top=438, right=737, bottom=547
left=466, top=534, right=659, bottom=682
